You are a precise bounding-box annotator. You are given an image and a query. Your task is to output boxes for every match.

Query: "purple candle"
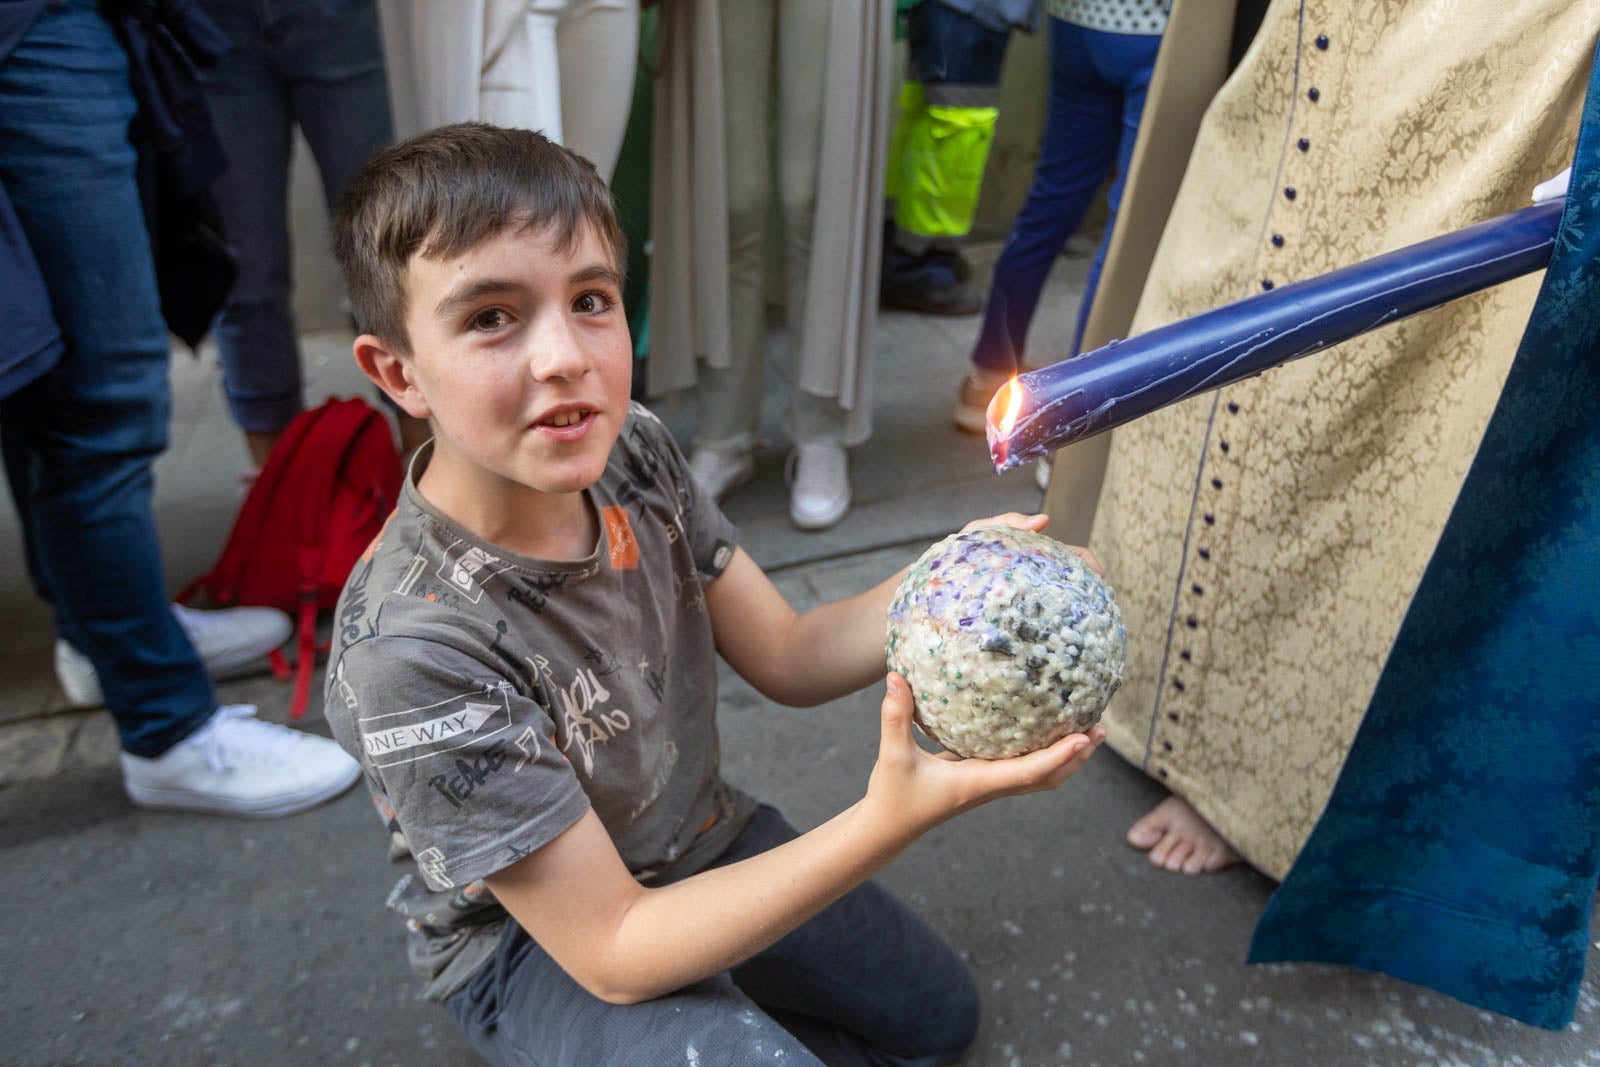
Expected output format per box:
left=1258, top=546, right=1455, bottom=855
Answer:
left=988, top=199, right=1565, bottom=471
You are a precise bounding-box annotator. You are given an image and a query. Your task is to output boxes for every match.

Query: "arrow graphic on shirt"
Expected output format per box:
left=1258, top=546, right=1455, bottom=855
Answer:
left=363, top=702, right=502, bottom=757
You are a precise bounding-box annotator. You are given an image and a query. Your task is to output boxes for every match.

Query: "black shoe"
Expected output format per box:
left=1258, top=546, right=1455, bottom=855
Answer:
left=880, top=279, right=984, bottom=316
left=928, top=245, right=974, bottom=284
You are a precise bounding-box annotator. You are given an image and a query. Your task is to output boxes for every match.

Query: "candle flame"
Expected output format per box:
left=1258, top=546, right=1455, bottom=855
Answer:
left=994, top=375, right=1021, bottom=439
left=988, top=375, right=1022, bottom=468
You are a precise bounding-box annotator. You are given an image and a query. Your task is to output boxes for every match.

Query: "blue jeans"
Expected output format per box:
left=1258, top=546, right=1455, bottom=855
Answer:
left=446, top=806, right=981, bottom=1067
left=971, top=19, right=1162, bottom=372
left=196, top=0, right=391, bottom=434
left=0, top=0, right=215, bottom=757
left=906, top=0, right=1010, bottom=87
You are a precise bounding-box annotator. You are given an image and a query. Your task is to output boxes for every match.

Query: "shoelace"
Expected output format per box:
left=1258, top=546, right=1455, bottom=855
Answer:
left=187, top=705, right=300, bottom=773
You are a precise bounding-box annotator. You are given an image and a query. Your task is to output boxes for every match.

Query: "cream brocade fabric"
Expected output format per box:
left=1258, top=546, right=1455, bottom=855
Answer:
left=1092, top=0, right=1598, bottom=880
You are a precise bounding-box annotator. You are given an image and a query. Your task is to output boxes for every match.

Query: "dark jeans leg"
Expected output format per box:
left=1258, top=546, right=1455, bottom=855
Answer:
left=970, top=20, right=1159, bottom=372
left=905, top=2, right=1010, bottom=87
left=0, top=0, right=214, bottom=756
left=196, top=0, right=301, bottom=435
left=445, top=806, right=978, bottom=1067
left=445, top=918, right=822, bottom=1067
left=196, top=0, right=392, bottom=435
left=283, top=3, right=392, bottom=219
left=726, top=807, right=980, bottom=1067
left=1068, top=28, right=1161, bottom=356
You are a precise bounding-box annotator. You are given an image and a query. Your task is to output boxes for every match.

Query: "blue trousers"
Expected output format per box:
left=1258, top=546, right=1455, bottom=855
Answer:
left=196, top=0, right=391, bottom=434
left=971, top=19, right=1161, bottom=372
left=0, top=0, right=215, bottom=757
left=446, top=805, right=981, bottom=1067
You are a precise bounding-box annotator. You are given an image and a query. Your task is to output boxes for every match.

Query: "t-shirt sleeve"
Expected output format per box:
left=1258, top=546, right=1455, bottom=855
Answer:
left=625, top=402, right=739, bottom=581
left=331, top=628, right=591, bottom=893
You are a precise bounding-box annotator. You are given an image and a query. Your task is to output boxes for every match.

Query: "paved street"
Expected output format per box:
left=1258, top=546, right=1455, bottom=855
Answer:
left=2, top=248, right=1596, bottom=1066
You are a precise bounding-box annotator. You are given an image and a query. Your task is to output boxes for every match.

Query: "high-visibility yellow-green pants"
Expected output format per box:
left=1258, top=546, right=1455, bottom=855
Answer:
left=884, top=80, right=999, bottom=239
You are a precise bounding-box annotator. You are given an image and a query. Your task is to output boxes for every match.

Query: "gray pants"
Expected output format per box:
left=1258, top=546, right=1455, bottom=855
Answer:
left=696, top=0, right=848, bottom=452
left=445, top=806, right=980, bottom=1066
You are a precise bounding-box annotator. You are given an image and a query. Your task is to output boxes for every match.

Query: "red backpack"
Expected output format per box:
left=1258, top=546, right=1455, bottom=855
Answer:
left=185, top=397, right=403, bottom=718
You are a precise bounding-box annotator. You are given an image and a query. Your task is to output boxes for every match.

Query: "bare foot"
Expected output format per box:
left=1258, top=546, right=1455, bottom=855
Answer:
left=1126, top=795, right=1240, bottom=876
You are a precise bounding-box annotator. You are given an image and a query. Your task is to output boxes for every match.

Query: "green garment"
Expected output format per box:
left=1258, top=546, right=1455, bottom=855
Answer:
left=885, top=81, right=999, bottom=238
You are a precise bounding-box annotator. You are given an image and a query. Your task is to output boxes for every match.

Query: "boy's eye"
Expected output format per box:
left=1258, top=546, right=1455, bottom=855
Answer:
left=574, top=291, right=615, bottom=315
left=470, top=308, right=511, bottom=331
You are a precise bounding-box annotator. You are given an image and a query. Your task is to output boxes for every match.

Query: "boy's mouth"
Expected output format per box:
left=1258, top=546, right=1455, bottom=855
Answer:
left=535, top=405, right=595, bottom=430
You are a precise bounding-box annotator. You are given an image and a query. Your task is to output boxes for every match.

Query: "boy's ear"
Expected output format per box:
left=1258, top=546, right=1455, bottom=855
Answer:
left=354, top=334, right=431, bottom=421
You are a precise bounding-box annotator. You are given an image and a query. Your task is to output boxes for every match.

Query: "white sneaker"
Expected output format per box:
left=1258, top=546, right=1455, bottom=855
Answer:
left=687, top=445, right=755, bottom=502
left=788, top=441, right=852, bottom=531
left=120, top=705, right=361, bottom=817
left=55, top=603, right=294, bottom=709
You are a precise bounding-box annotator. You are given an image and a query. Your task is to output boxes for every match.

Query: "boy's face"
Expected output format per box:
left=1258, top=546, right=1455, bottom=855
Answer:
left=374, top=221, right=632, bottom=501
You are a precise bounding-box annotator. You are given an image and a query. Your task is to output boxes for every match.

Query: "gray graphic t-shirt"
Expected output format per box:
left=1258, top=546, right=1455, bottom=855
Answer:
left=324, top=404, right=754, bottom=1000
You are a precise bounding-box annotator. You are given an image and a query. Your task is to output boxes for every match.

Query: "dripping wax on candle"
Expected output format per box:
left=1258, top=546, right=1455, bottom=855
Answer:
left=987, top=199, right=1565, bottom=471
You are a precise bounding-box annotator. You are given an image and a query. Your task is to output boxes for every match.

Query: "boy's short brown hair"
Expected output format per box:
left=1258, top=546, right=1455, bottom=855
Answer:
left=332, top=122, right=628, bottom=352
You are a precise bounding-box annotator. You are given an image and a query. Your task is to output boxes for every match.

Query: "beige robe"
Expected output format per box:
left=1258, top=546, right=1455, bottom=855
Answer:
left=1080, top=0, right=1597, bottom=880
left=646, top=0, right=893, bottom=444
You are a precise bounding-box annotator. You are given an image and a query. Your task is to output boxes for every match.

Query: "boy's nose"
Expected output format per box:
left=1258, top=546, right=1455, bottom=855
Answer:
left=527, top=316, right=588, bottom=381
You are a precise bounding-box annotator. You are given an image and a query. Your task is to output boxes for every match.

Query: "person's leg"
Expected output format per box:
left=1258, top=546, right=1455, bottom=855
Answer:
left=0, top=2, right=360, bottom=817
left=445, top=921, right=824, bottom=1067
left=195, top=0, right=302, bottom=468
left=445, top=806, right=977, bottom=1067
left=554, top=0, right=639, bottom=181
left=775, top=0, right=855, bottom=530
left=38, top=48, right=299, bottom=671
left=903, top=1, right=1011, bottom=97
left=276, top=0, right=418, bottom=452
left=725, top=807, right=981, bottom=1067
left=0, top=0, right=215, bottom=755
left=967, top=19, right=1123, bottom=381
left=277, top=0, right=393, bottom=217
left=482, top=0, right=564, bottom=139
left=1066, top=26, right=1162, bottom=357
left=882, top=1, right=1011, bottom=314
left=688, top=0, right=775, bottom=497
left=774, top=0, right=827, bottom=371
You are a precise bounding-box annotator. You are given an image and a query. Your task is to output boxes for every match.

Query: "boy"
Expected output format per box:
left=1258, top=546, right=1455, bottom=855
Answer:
left=326, top=122, right=1106, bottom=1066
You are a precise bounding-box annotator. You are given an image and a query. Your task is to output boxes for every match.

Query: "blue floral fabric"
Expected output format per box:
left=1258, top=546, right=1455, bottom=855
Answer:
left=1248, top=45, right=1600, bottom=1030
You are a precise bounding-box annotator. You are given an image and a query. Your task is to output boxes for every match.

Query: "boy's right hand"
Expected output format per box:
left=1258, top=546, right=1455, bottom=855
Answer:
left=865, top=672, right=1105, bottom=836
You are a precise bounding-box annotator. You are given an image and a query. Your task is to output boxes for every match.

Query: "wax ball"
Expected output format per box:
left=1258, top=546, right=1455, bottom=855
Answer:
left=885, top=525, right=1126, bottom=759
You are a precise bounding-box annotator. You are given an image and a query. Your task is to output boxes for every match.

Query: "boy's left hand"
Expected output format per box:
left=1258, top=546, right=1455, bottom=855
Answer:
left=959, top=511, right=1104, bottom=576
